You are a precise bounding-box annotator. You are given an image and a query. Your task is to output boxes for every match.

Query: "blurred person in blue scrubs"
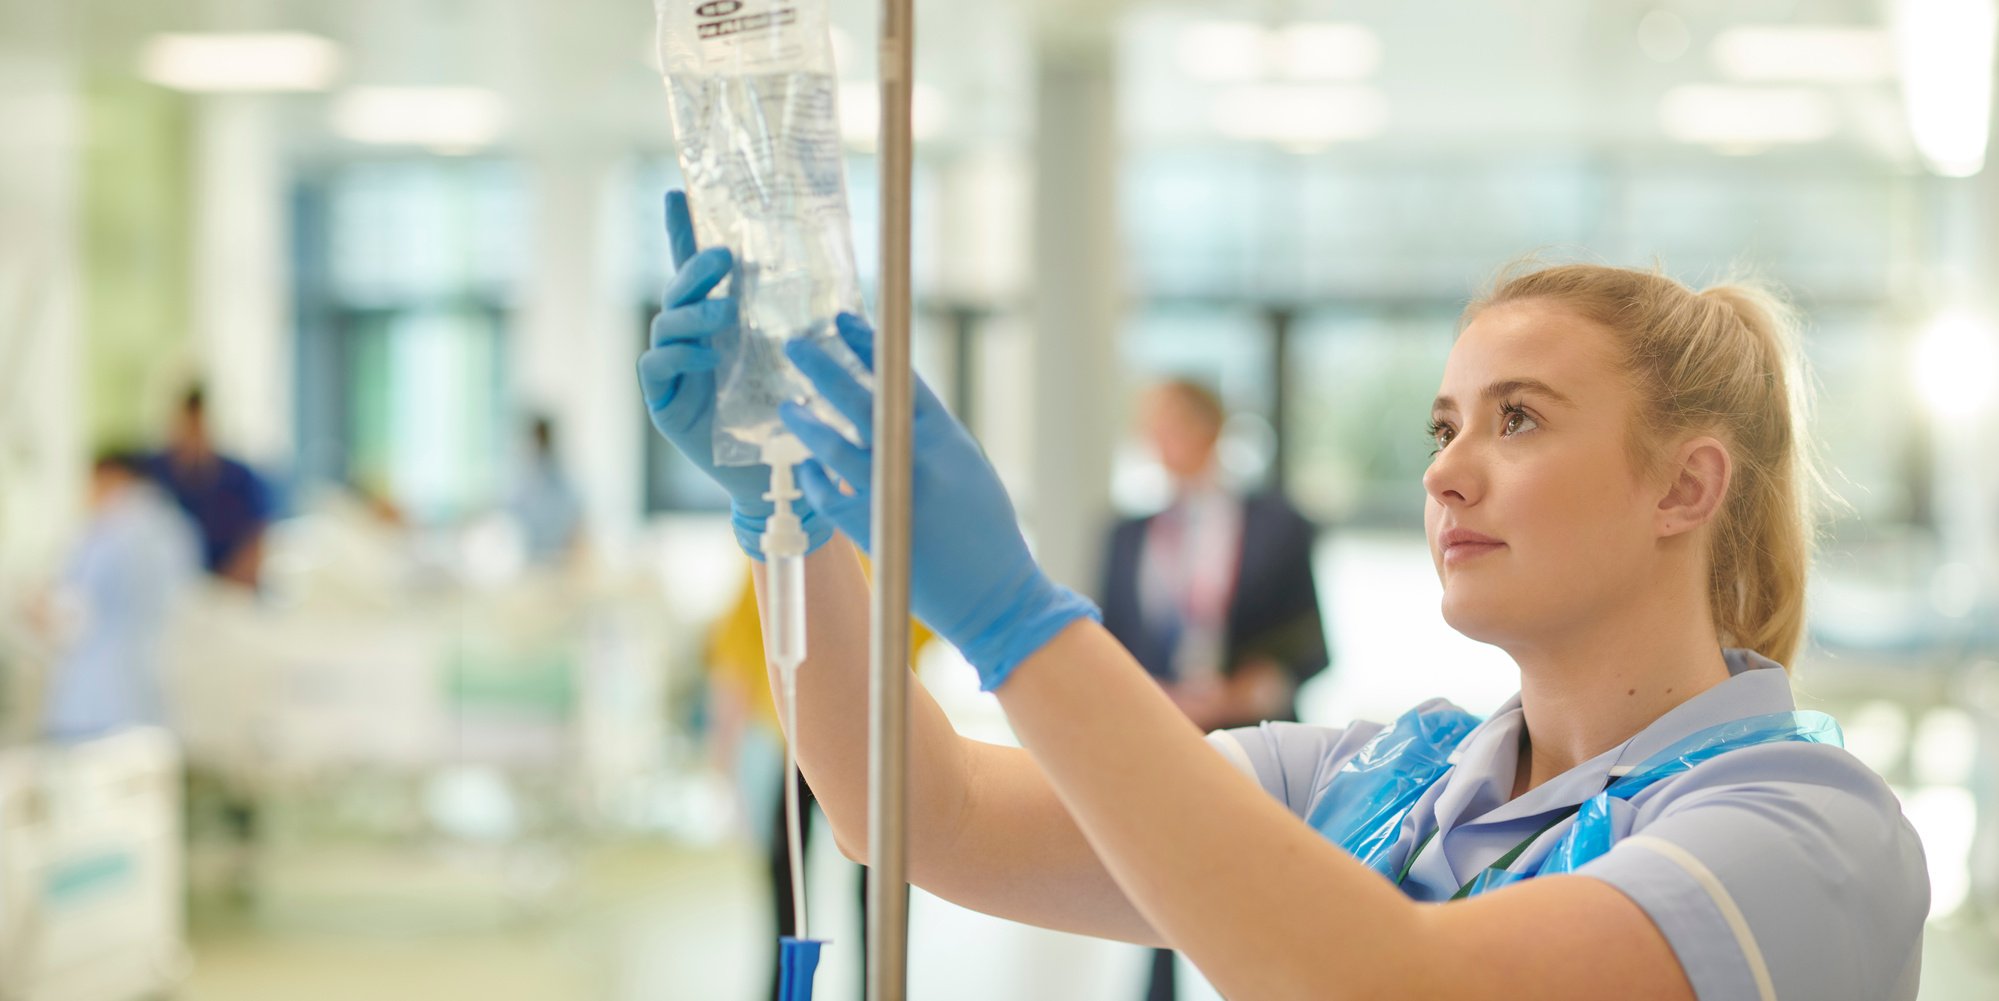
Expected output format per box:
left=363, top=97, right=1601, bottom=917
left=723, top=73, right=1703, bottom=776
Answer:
left=508, top=415, right=584, bottom=567
left=1101, top=379, right=1328, bottom=1001
left=143, top=386, right=274, bottom=898
left=40, top=451, right=200, bottom=743
left=144, top=386, right=274, bottom=590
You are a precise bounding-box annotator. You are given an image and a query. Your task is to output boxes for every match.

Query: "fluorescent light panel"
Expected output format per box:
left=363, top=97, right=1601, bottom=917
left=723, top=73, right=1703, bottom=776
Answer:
left=1658, top=85, right=1839, bottom=146
left=140, top=32, right=342, bottom=93
left=1178, top=22, right=1267, bottom=82
left=1208, top=85, right=1389, bottom=146
left=332, top=87, right=507, bottom=150
left=1177, top=21, right=1380, bottom=83
left=1276, top=25, right=1384, bottom=81
left=1895, top=0, right=1998, bottom=176
left=1912, top=311, right=1998, bottom=419
left=1712, top=26, right=1896, bottom=83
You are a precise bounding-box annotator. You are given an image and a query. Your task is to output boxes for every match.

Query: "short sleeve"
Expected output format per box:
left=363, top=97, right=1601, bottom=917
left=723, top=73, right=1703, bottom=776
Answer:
left=1206, top=720, right=1387, bottom=819
left=1579, top=742, right=1929, bottom=1001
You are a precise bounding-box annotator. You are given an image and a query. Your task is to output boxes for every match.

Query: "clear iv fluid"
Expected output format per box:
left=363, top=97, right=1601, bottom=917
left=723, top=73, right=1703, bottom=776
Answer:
left=770, top=552, right=807, bottom=672
left=667, top=70, right=865, bottom=467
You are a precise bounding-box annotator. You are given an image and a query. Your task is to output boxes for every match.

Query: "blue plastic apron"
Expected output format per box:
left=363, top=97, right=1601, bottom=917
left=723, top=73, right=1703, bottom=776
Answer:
left=1307, top=701, right=1843, bottom=900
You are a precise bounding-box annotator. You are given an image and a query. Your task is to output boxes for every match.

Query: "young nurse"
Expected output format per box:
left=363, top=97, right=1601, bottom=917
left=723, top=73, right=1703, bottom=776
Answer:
left=639, top=191, right=1930, bottom=999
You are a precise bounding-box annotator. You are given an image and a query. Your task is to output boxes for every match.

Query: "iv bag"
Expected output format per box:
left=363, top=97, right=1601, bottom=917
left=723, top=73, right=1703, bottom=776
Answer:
left=654, top=0, right=868, bottom=467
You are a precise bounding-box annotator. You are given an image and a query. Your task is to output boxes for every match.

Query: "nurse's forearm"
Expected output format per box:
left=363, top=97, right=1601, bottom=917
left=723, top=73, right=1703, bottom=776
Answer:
left=998, top=621, right=1433, bottom=998
left=751, top=536, right=1164, bottom=943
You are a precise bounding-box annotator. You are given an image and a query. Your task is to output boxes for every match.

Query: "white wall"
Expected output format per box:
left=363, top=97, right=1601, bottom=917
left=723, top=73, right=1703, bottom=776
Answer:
left=0, top=1, right=84, bottom=581
left=1026, top=24, right=1122, bottom=592
left=192, top=95, right=295, bottom=469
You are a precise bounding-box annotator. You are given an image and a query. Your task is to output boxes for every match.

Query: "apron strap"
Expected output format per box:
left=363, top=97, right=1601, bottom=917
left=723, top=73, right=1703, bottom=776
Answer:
left=1395, top=808, right=1579, bottom=899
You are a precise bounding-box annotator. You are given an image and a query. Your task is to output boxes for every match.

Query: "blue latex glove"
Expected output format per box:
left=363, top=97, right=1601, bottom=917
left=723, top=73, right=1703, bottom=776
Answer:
left=637, top=191, right=831, bottom=559
left=778, top=313, right=1100, bottom=691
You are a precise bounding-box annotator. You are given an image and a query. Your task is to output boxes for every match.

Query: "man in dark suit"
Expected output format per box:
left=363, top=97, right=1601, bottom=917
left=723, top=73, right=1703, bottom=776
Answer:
left=1099, top=379, right=1329, bottom=1001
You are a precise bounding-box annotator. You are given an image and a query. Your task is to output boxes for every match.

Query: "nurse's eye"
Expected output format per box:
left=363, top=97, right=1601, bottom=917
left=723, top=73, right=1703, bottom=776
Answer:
left=1426, top=419, right=1455, bottom=454
left=1498, top=402, right=1539, bottom=437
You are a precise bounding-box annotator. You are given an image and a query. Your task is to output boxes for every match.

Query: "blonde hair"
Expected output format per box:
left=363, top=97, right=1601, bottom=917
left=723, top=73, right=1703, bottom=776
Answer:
left=1465, top=264, right=1819, bottom=668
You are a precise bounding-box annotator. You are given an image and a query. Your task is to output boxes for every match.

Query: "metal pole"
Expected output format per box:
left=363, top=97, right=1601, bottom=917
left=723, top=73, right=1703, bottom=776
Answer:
left=867, top=0, right=915, bottom=997
left=1267, top=304, right=1293, bottom=493
left=949, top=305, right=980, bottom=437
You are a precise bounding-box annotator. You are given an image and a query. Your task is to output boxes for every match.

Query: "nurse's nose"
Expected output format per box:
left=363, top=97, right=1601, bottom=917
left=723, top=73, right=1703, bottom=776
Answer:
left=1423, top=437, right=1481, bottom=508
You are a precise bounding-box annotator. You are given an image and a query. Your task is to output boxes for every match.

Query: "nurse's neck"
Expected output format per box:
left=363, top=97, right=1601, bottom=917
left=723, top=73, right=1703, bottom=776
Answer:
left=1503, top=603, right=1734, bottom=801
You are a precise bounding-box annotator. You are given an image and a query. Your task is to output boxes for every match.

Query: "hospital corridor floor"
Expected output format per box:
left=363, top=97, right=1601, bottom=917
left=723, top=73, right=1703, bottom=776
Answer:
left=171, top=835, right=1999, bottom=1001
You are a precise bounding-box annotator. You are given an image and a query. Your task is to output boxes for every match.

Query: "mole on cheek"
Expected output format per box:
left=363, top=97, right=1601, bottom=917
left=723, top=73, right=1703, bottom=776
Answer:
left=1627, top=688, right=1636, bottom=696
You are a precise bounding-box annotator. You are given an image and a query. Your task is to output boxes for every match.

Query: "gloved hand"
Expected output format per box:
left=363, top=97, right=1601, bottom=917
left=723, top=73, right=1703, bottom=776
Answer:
left=637, top=190, right=832, bottom=559
left=778, top=314, right=1100, bottom=691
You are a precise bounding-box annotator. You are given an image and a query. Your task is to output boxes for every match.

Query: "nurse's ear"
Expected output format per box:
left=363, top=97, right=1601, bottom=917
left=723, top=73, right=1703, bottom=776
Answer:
left=1653, top=435, right=1732, bottom=540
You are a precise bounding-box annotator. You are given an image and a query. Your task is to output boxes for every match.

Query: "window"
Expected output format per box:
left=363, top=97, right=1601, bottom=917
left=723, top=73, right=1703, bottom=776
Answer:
left=294, top=159, right=523, bottom=521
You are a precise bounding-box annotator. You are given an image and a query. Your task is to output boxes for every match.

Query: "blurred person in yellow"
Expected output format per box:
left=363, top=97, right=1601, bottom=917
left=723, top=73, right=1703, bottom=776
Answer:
left=706, top=560, right=931, bottom=1001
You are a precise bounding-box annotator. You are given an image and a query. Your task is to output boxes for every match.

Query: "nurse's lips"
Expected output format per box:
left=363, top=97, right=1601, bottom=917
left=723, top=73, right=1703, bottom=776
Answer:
left=1439, top=527, right=1506, bottom=565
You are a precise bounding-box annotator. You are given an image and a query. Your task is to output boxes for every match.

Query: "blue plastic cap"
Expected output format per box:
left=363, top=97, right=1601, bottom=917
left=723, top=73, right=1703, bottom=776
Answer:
left=778, top=937, right=826, bottom=1001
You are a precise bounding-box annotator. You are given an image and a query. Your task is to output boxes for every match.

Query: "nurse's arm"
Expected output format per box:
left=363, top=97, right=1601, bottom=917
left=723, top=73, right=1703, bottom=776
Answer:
left=1000, top=620, right=1697, bottom=1000
left=752, top=535, right=1169, bottom=946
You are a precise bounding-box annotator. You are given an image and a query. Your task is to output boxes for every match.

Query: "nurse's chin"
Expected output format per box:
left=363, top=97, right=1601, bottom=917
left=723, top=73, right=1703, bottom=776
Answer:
left=1437, top=590, right=1529, bottom=649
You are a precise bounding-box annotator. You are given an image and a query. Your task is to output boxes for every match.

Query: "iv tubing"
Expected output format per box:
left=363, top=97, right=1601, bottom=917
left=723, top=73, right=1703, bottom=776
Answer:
left=761, top=436, right=813, bottom=941
left=781, top=660, right=807, bottom=939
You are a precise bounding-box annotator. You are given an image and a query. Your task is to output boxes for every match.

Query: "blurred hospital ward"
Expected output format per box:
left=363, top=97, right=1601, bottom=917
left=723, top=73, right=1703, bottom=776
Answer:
left=2, top=0, right=1999, bottom=998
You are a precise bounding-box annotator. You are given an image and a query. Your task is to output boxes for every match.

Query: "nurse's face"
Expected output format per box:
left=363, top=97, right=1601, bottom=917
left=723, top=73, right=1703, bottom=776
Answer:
left=1422, top=300, right=1662, bottom=650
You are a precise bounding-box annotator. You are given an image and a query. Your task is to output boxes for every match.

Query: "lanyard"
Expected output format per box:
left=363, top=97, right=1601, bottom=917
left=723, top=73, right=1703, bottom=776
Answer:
left=1394, top=808, right=1580, bottom=901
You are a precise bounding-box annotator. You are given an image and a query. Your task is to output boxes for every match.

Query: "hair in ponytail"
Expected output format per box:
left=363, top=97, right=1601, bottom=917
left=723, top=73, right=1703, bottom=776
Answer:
left=1465, top=265, right=1820, bottom=668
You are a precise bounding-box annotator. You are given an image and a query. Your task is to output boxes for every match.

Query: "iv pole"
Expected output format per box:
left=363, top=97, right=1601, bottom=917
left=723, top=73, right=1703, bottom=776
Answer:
left=867, top=0, right=914, bottom=997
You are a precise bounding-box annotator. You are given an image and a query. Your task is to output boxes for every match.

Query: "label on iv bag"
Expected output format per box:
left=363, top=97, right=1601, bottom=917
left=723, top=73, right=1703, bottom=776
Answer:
left=659, top=0, right=835, bottom=78
left=655, top=0, right=868, bottom=466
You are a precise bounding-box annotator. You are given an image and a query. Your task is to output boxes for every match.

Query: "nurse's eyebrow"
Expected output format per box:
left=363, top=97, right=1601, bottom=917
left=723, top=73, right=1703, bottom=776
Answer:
left=1430, top=378, right=1575, bottom=416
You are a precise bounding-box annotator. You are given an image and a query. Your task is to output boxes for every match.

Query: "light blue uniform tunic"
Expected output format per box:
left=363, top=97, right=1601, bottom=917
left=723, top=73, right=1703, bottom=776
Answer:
left=1209, top=649, right=1929, bottom=1000
left=43, top=485, right=201, bottom=741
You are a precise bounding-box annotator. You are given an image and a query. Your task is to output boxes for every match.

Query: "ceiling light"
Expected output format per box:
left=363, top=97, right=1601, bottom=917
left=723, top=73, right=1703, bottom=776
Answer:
left=1912, top=311, right=1998, bottom=419
left=1713, top=26, right=1896, bottom=83
left=1177, top=21, right=1268, bottom=82
left=1894, top=0, right=1998, bottom=176
left=140, top=32, right=342, bottom=93
left=1209, top=85, right=1388, bottom=146
left=1177, top=21, right=1380, bottom=83
left=1273, top=25, right=1381, bottom=80
left=1658, top=85, right=1839, bottom=146
left=332, top=87, right=507, bottom=150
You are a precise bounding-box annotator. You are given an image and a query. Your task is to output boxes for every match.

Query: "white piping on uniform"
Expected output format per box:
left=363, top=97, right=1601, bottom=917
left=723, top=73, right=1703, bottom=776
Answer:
left=1622, top=834, right=1777, bottom=1001
left=1208, top=729, right=1257, bottom=779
